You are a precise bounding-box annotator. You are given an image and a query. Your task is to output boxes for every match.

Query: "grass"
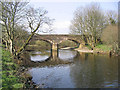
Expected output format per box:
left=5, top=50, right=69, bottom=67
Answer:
left=85, top=43, right=112, bottom=52
left=2, top=49, right=24, bottom=89
left=94, top=44, right=112, bottom=52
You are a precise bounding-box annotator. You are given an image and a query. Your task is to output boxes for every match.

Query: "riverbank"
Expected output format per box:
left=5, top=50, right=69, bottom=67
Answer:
left=1, top=49, right=37, bottom=89
left=75, top=49, right=93, bottom=53
left=75, top=44, right=120, bottom=56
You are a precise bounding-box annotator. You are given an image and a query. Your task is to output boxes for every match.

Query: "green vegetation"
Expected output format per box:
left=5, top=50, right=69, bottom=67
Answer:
left=2, top=49, right=24, bottom=88
left=94, top=44, right=112, bottom=52
left=26, top=40, right=51, bottom=51
left=59, top=40, right=77, bottom=48
left=35, top=40, right=51, bottom=48
left=85, top=44, right=92, bottom=50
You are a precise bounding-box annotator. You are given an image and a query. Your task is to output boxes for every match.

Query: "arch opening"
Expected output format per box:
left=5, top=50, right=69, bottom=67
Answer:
left=26, top=39, right=52, bottom=62
left=27, top=39, right=52, bottom=51
left=58, top=39, right=80, bottom=50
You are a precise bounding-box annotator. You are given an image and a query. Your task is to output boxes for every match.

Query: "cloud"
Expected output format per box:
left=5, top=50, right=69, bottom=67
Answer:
left=53, top=21, right=70, bottom=29
left=52, top=21, right=71, bottom=34
left=37, top=21, right=71, bottom=34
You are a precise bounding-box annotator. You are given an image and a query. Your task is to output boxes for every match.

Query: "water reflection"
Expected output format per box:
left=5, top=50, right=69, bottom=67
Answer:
left=31, top=55, right=50, bottom=62
left=70, top=53, right=118, bottom=88
left=22, top=50, right=79, bottom=67
left=27, top=50, right=79, bottom=62
left=24, top=50, right=118, bottom=88
left=30, top=50, right=78, bottom=62
left=28, top=65, right=75, bottom=88
left=59, top=50, right=77, bottom=60
left=30, top=51, right=50, bottom=62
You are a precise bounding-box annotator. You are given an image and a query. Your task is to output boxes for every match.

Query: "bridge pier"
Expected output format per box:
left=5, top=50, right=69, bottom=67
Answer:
left=51, top=49, right=59, bottom=60
left=52, top=43, right=58, bottom=51
left=51, top=43, right=59, bottom=61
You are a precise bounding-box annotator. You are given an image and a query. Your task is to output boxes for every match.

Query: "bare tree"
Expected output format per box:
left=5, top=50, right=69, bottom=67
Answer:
left=70, top=3, right=106, bottom=48
left=106, top=10, right=118, bottom=25
left=0, top=1, right=28, bottom=54
left=16, top=6, right=53, bottom=56
left=1, top=1, right=53, bottom=57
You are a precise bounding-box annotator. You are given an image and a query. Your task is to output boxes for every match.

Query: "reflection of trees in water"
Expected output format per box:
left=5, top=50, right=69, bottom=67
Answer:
left=70, top=53, right=118, bottom=88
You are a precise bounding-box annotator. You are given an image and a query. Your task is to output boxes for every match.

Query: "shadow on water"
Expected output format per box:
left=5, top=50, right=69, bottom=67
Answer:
left=22, top=49, right=119, bottom=88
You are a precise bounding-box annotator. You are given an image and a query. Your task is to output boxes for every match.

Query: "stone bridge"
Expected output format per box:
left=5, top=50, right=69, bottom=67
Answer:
left=32, top=34, right=85, bottom=51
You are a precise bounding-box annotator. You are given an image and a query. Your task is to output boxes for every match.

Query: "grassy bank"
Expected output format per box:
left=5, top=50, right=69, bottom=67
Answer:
left=86, top=44, right=112, bottom=51
left=2, top=49, right=24, bottom=88
left=94, top=44, right=112, bottom=52
left=77, top=44, right=113, bottom=54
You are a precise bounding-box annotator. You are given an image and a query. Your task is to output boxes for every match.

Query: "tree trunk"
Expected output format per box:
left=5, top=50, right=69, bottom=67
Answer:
left=9, top=39, right=13, bottom=54
left=15, top=32, right=35, bottom=57
left=15, top=22, right=40, bottom=57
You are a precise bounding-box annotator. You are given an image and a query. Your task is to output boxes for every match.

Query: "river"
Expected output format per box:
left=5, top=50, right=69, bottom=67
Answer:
left=24, top=49, right=118, bottom=88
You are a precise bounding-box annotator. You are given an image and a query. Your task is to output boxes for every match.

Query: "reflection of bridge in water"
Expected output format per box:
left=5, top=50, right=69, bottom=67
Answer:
left=22, top=50, right=86, bottom=67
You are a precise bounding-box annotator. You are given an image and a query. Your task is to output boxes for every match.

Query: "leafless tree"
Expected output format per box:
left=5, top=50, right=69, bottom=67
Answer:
left=106, top=10, right=118, bottom=25
left=0, top=1, right=28, bottom=54
left=0, top=1, right=53, bottom=57
left=70, top=3, right=106, bottom=48
left=16, top=6, right=53, bottom=56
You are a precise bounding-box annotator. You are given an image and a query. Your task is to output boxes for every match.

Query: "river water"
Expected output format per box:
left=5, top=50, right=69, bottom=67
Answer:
left=25, top=49, right=118, bottom=88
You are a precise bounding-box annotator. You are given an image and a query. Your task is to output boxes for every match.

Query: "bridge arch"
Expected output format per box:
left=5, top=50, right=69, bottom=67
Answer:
left=33, top=39, right=53, bottom=48
left=58, top=39, right=80, bottom=49
left=67, top=39, right=80, bottom=48
left=36, top=39, right=52, bottom=45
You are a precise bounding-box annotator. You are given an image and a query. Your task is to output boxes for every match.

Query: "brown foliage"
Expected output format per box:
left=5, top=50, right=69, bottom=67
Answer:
left=101, top=25, right=118, bottom=45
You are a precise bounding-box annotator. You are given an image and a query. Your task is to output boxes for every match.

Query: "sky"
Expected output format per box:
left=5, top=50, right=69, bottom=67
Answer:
left=29, top=0, right=119, bottom=34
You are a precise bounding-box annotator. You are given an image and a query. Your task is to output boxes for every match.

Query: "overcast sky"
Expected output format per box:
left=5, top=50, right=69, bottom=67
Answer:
left=29, top=0, right=118, bottom=34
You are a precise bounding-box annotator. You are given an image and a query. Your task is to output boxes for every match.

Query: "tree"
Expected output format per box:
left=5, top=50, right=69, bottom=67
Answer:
left=1, top=1, right=53, bottom=57
left=106, top=10, right=118, bottom=25
left=14, top=25, right=29, bottom=50
left=102, top=10, right=118, bottom=52
left=70, top=3, right=106, bottom=48
left=16, top=6, right=53, bottom=56
left=0, top=1, right=28, bottom=55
